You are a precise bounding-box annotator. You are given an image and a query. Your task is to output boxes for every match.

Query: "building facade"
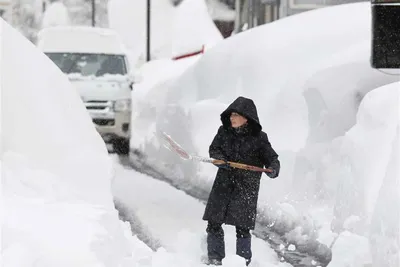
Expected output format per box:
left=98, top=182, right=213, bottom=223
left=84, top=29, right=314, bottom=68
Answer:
left=234, top=0, right=368, bottom=33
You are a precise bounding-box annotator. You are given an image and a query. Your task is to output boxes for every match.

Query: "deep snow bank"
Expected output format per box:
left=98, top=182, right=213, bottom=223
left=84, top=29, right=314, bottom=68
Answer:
left=1, top=18, right=112, bottom=206
left=369, top=125, right=399, bottom=267
left=0, top=18, right=141, bottom=266
left=129, top=2, right=391, bottom=196
left=327, top=81, right=400, bottom=267
left=161, top=2, right=374, bottom=151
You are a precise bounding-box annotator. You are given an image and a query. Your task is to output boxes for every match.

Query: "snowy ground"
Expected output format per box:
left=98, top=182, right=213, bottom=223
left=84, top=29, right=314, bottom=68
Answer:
left=111, top=155, right=291, bottom=267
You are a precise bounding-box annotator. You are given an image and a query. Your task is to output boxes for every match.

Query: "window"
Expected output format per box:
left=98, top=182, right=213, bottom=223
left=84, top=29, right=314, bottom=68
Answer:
left=45, top=53, right=127, bottom=76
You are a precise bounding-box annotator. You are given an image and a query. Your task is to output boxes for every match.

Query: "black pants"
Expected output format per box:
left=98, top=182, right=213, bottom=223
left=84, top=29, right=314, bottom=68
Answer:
left=206, top=222, right=252, bottom=261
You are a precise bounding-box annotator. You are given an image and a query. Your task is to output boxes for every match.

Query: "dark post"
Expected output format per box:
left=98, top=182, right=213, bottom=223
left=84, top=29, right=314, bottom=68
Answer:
left=92, top=0, right=96, bottom=27
left=248, top=0, right=253, bottom=28
left=146, top=0, right=151, bottom=61
left=371, top=0, right=400, bottom=68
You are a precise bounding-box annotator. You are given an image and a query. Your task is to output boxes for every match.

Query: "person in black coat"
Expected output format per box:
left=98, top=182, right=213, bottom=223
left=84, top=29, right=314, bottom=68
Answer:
left=203, top=96, right=280, bottom=266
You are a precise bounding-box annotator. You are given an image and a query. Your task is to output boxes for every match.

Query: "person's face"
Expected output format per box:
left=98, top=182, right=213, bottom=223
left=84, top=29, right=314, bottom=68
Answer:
left=230, top=112, right=248, bottom=128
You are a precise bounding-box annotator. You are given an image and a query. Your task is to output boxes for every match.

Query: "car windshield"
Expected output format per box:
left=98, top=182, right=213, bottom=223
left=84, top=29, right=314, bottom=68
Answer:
left=45, top=53, right=127, bottom=76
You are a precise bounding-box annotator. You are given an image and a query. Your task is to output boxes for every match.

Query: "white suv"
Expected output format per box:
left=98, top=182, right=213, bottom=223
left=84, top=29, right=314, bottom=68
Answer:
left=37, top=26, right=133, bottom=154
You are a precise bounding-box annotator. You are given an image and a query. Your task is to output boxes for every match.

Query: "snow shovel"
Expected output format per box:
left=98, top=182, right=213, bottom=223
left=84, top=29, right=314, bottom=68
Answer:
left=159, top=131, right=273, bottom=173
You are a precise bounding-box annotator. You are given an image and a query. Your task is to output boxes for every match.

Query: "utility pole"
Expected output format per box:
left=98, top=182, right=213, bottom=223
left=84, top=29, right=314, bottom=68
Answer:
left=248, top=0, right=254, bottom=29
left=146, top=0, right=151, bottom=61
left=91, top=0, right=96, bottom=27
left=234, top=0, right=241, bottom=33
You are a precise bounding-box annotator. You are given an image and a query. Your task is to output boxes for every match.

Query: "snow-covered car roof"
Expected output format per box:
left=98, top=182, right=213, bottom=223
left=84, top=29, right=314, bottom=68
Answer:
left=37, top=26, right=128, bottom=55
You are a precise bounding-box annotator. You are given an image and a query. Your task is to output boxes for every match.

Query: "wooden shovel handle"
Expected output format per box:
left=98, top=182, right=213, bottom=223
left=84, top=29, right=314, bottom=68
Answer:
left=213, top=159, right=273, bottom=173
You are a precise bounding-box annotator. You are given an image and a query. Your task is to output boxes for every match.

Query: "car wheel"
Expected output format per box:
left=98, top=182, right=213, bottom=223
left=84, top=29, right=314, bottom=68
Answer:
left=114, top=138, right=130, bottom=155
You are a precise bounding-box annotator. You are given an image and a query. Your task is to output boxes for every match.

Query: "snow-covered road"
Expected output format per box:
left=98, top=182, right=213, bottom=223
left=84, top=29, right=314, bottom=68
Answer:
left=111, top=155, right=290, bottom=267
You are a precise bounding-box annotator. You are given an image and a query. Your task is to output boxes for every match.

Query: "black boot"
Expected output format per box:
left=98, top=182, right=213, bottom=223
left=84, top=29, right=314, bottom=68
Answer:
left=206, top=223, right=225, bottom=263
left=207, top=233, right=225, bottom=263
left=236, top=237, right=252, bottom=265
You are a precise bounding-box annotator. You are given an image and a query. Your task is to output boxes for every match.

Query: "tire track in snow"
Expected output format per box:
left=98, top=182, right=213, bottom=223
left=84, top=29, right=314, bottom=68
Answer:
left=118, top=152, right=330, bottom=267
left=112, top=154, right=291, bottom=267
left=114, top=198, right=162, bottom=252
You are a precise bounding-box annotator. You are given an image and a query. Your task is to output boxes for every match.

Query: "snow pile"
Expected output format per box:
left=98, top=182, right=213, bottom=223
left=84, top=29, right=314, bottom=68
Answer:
left=127, top=2, right=399, bottom=264
left=327, top=231, right=371, bottom=267
left=330, top=82, right=399, bottom=233
left=107, top=0, right=222, bottom=64
left=130, top=56, right=201, bottom=150
left=328, top=82, right=399, bottom=267
left=130, top=2, right=380, bottom=183
left=41, top=1, right=70, bottom=29
left=0, top=18, right=141, bottom=266
left=162, top=2, right=374, bottom=152
left=370, top=128, right=399, bottom=267
left=170, top=0, right=223, bottom=57
left=206, top=0, right=235, bottom=21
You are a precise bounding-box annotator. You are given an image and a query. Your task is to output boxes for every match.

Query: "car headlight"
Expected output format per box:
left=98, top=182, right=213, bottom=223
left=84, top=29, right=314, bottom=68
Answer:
left=113, top=99, right=131, bottom=112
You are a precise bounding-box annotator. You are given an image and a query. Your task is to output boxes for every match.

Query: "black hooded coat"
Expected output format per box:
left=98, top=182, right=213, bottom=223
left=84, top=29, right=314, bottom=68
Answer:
left=202, top=97, right=280, bottom=230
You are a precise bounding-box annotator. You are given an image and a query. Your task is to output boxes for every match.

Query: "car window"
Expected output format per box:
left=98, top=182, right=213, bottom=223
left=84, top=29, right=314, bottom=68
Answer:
left=46, top=53, right=127, bottom=76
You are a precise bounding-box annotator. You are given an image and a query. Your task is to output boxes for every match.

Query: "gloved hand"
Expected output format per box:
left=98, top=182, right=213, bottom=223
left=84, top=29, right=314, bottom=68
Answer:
left=266, top=168, right=277, bottom=178
left=213, top=160, right=232, bottom=170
